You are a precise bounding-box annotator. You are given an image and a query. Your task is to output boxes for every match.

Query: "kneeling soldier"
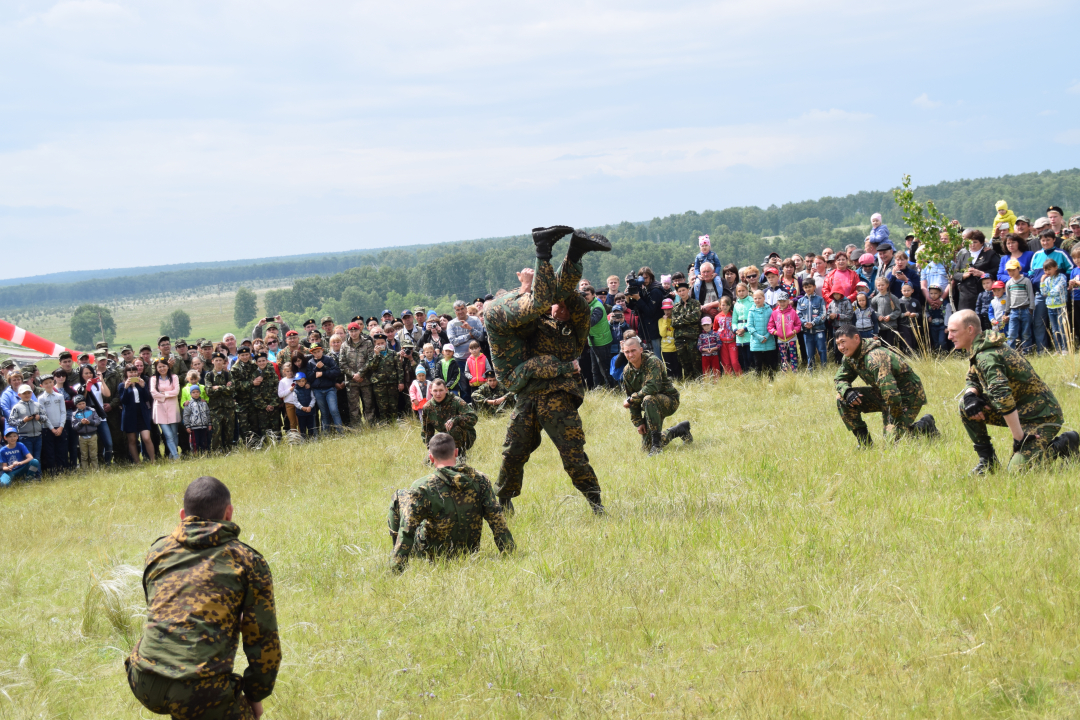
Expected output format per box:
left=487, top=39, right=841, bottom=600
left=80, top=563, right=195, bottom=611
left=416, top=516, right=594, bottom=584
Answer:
left=471, top=369, right=514, bottom=416
left=388, top=433, right=514, bottom=573
left=948, top=309, right=1079, bottom=473
left=421, top=379, right=478, bottom=460
left=126, top=476, right=280, bottom=720
left=620, top=336, right=692, bottom=456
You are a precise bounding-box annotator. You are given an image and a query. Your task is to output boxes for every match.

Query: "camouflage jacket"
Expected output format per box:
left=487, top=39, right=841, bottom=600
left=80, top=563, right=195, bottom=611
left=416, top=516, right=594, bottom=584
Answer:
left=202, top=370, right=234, bottom=409
left=166, top=354, right=191, bottom=387
left=965, top=331, right=1062, bottom=421
left=471, top=381, right=515, bottom=413
left=339, top=334, right=374, bottom=384
left=421, top=394, right=478, bottom=443
left=509, top=294, right=591, bottom=398
left=129, top=518, right=280, bottom=702
left=834, top=336, right=924, bottom=413
left=274, top=345, right=301, bottom=370
left=101, top=366, right=123, bottom=412
left=671, top=297, right=703, bottom=340
left=622, top=353, right=678, bottom=405
left=391, top=465, right=514, bottom=572
left=252, top=365, right=280, bottom=410
left=363, top=349, right=403, bottom=387
left=230, top=360, right=257, bottom=403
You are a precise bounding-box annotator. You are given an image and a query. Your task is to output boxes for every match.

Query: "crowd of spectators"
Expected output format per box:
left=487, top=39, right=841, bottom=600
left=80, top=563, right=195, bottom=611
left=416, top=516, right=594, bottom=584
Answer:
left=1, top=205, right=1078, bottom=481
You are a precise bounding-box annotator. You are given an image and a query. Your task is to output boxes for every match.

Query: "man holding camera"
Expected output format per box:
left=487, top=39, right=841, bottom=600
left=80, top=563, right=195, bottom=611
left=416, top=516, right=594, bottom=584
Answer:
left=947, top=309, right=1078, bottom=474
left=833, top=324, right=937, bottom=448
left=624, top=267, right=666, bottom=356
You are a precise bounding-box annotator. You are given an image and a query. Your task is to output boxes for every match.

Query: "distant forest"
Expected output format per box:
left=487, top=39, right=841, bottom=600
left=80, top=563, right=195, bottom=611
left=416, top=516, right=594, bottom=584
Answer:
left=1, top=168, right=1077, bottom=315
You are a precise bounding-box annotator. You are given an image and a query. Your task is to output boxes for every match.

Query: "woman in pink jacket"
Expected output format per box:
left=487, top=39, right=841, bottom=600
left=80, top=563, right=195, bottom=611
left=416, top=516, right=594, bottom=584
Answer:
left=150, top=358, right=182, bottom=459
left=822, top=252, right=860, bottom=302
left=767, top=292, right=803, bottom=372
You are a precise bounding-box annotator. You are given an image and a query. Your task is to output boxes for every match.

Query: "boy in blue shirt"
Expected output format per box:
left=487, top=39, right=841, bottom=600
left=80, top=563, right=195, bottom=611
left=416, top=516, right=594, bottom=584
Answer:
left=1, top=428, right=40, bottom=486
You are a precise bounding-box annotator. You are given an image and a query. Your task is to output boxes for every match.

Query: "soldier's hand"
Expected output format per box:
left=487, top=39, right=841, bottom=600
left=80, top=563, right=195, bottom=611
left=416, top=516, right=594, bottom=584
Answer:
left=398, top=383, right=404, bottom=391
left=445, top=420, right=454, bottom=430
left=352, top=372, right=362, bottom=382
left=623, top=399, right=631, bottom=409
left=572, top=360, right=580, bottom=373
left=247, top=698, right=263, bottom=719
left=253, top=376, right=262, bottom=385
left=637, top=424, right=646, bottom=435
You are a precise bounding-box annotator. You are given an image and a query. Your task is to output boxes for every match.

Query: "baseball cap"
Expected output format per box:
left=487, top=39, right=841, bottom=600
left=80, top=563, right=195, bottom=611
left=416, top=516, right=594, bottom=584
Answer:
left=442, top=343, right=455, bottom=353
left=1005, top=258, right=1021, bottom=269
left=992, top=280, right=1006, bottom=289
left=294, top=372, right=306, bottom=380
left=858, top=253, right=875, bottom=265
left=661, top=299, right=674, bottom=309
left=1015, top=215, right=1031, bottom=224
left=382, top=309, right=392, bottom=316
left=17, top=384, right=32, bottom=394
left=700, top=316, right=713, bottom=326
left=321, top=316, right=334, bottom=324
left=1033, top=217, right=1051, bottom=229
left=777, top=291, right=790, bottom=302
left=764, top=266, right=779, bottom=275
left=401, top=309, right=413, bottom=317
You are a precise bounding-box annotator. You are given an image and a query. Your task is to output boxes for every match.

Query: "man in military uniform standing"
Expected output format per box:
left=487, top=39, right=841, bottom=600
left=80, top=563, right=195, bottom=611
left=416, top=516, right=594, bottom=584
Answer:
left=251, top=352, right=281, bottom=442
left=362, top=331, right=403, bottom=423
left=230, top=346, right=259, bottom=446
left=126, top=476, right=280, bottom=719
left=671, top=282, right=703, bottom=379
left=833, top=324, right=938, bottom=448
left=471, top=369, right=514, bottom=416
left=340, top=321, right=375, bottom=426
left=388, top=433, right=514, bottom=573
left=620, top=336, right=693, bottom=456
left=947, top=309, right=1078, bottom=473
left=204, top=353, right=235, bottom=452
left=421, top=378, right=478, bottom=459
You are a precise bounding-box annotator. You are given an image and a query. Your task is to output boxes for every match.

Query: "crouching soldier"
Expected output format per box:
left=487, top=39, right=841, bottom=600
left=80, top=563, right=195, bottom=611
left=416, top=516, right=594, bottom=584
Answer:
left=126, top=476, right=280, bottom=719
left=387, top=433, right=514, bottom=573
left=620, top=336, right=692, bottom=456
left=421, top=379, right=477, bottom=460
left=471, top=369, right=514, bottom=416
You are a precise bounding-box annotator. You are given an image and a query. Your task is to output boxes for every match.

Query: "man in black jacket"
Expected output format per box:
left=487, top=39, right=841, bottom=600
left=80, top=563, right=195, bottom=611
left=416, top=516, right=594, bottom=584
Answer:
left=951, top=229, right=1000, bottom=312
left=625, top=266, right=666, bottom=356
left=306, top=344, right=344, bottom=432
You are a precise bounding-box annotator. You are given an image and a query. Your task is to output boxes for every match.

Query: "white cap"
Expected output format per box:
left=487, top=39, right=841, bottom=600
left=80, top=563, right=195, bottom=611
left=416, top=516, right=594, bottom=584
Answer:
left=17, top=384, right=32, bottom=394
left=442, top=343, right=455, bottom=353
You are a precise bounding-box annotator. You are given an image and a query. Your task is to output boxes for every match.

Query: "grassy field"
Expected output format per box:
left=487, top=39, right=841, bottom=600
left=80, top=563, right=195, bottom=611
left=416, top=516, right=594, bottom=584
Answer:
left=1, top=354, right=1079, bottom=718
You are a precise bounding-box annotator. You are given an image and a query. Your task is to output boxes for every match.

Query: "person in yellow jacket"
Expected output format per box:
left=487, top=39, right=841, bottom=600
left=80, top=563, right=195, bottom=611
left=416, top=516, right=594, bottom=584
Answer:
left=657, top=298, right=678, bottom=376
left=991, top=200, right=1017, bottom=241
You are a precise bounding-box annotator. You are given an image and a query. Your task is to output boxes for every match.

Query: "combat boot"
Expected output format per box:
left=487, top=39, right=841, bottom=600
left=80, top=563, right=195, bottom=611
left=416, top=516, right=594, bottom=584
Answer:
left=647, top=431, right=665, bottom=456
left=566, top=230, right=612, bottom=263
left=531, top=225, right=574, bottom=261
left=666, top=420, right=693, bottom=444
left=911, top=414, right=939, bottom=438
left=1049, top=431, right=1080, bottom=461
left=971, top=443, right=998, bottom=475
left=584, top=489, right=605, bottom=516
left=498, top=496, right=515, bottom=516
left=853, top=428, right=873, bottom=449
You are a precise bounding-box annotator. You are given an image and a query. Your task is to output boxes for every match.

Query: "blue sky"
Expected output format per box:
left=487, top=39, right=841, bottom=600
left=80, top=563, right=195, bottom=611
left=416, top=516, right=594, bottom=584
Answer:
left=1, top=0, right=1077, bottom=279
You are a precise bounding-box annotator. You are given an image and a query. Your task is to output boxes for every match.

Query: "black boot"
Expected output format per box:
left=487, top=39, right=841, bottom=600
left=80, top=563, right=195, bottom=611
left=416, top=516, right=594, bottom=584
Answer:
left=531, top=225, right=574, bottom=261
left=971, top=443, right=998, bottom=475
left=584, top=489, right=605, bottom=516
left=853, top=428, right=873, bottom=449
left=566, top=230, right=612, bottom=263
left=1050, top=431, right=1080, bottom=461
left=911, top=414, right=939, bottom=438
left=498, top=495, right=515, bottom=516
left=647, top=431, right=665, bottom=456
left=667, top=421, right=693, bottom=444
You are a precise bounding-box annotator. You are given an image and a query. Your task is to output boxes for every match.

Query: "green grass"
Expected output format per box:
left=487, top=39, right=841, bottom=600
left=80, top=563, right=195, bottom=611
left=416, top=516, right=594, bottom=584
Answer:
left=1, top=354, right=1079, bottom=718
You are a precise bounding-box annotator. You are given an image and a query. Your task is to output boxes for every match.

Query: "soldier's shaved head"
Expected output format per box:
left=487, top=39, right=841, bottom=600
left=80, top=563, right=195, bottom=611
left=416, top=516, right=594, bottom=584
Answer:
left=428, top=432, right=457, bottom=462
left=951, top=309, right=981, bottom=333
left=183, top=476, right=232, bottom=520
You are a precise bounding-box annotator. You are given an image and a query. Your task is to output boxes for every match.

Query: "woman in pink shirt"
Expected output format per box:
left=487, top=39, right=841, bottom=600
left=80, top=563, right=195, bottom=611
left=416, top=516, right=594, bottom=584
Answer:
left=822, top=252, right=860, bottom=302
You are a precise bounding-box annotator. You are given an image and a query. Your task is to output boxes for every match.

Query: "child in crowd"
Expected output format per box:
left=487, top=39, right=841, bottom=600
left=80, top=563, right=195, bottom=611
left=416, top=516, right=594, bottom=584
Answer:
left=733, top=282, right=754, bottom=373
left=694, top=235, right=721, bottom=273
left=658, top=298, right=679, bottom=378
left=608, top=305, right=630, bottom=360
left=762, top=266, right=782, bottom=307
left=420, top=343, right=439, bottom=381
left=714, top=296, right=741, bottom=376
left=853, top=292, right=876, bottom=339
left=989, top=280, right=1008, bottom=333
left=746, top=289, right=778, bottom=378
left=975, top=276, right=995, bottom=331
left=293, top=371, right=317, bottom=437
left=768, top=291, right=802, bottom=372
left=437, top=343, right=461, bottom=396
left=37, top=373, right=67, bottom=476
left=277, top=362, right=298, bottom=431
left=697, top=316, right=721, bottom=377
left=409, top=365, right=431, bottom=419
left=71, top=395, right=102, bottom=471
left=896, top=282, right=921, bottom=353
left=9, top=384, right=43, bottom=463
left=1070, top=247, right=1080, bottom=346
left=925, top=284, right=952, bottom=352
left=1, top=428, right=40, bottom=486
left=672, top=283, right=702, bottom=379
left=1004, top=258, right=1035, bottom=352
left=869, top=277, right=900, bottom=346
left=181, top=369, right=203, bottom=408
left=828, top=290, right=854, bottom=327
left=182, top=385, right=211, bottom=454
left=1041, top=259, right=1068, bottom=351
left=465, top=340, right=488, bottom=389
left=797, top=279, right=827, bottom=370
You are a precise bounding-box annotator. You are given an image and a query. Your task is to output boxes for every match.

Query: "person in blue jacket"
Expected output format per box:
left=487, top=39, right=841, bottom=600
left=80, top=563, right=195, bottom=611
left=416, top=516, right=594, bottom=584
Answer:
left=745, top=289, right=778, bottom=378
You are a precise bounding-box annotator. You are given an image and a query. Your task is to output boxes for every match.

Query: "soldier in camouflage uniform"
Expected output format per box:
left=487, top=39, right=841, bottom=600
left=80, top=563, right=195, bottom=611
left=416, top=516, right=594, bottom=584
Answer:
left=362, top=331, right=403, bottom=424
left=229, top=347, right=260, bottom=446
left=671, top=283, right=702, bottom=379
left=421, top=379, right=478, bottom=459
left=620, top=336, right=693, bottom=456
left=340, top=321, right=376, bottom=426
left=947, top=309, right=1078, bottom=473
left=251, top=353, right=281, bottom=442
left=388, top=433, right=514, bottom=573
left=126, top=476, right=279, bottom=720
left=203, top=354, right=235, bottom=452
left=833, top=325, right=937, bottom=448
left=471, top=369, right=515, bottom=416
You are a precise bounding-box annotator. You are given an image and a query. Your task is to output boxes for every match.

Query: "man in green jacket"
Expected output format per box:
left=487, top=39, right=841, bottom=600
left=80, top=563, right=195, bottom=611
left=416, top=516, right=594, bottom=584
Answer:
left=833, top=324, right=937, bottom=447
left=947, top=309, right=1078, bottom=473
left=621, top=336, right=692, bottom=456
left=126, top=476, right=280, bottom=720
left=671, top=283, right=702, bottom=379
left=582, top=285, right=615, bottom=389
left=388, top=433, right=514, bottom=573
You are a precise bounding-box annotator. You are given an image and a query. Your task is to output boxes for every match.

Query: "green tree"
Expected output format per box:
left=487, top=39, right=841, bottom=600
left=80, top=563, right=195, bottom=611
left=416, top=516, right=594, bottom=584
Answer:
left=234, top=287, right=257, bottom=328
left=69, top=304, right=116, bottom=347
left=159, top=309, right=191, bottom=339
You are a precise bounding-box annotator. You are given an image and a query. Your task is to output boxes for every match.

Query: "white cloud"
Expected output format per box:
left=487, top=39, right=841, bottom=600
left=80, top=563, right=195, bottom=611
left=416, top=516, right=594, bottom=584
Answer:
left=1068, top=81, right=1080, bottom=95
left=1055, top=129, right=1080, bottom=145
left=912, top=93, right=942, bottom=109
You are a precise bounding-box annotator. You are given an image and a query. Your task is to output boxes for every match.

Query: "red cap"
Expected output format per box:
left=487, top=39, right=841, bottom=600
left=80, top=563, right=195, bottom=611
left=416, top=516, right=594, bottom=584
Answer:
left=347, top=322, right=360, bottom=330
left=764, top=266, right=779, bottom=275
left=285, top=330, right=299, bottom=337
left=991, top=280, right=1005, bottom=289
left=661, top=299, right=674, bottom=309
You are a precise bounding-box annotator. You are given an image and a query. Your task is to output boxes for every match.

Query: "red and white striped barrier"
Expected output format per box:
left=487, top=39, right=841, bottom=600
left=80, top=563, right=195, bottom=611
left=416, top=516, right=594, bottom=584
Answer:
left=0, top=319, right=83, bottom=361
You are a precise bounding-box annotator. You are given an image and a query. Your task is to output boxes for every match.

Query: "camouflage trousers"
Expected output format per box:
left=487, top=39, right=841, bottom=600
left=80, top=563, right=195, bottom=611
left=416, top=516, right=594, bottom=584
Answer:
left=126, top=663, right=254, bottom=720
left=386, top=489, right=431, bottom=556
left=495, top=391, right=600, bottom=501
left=960, top=399, right=1063, bottom=469
left=836, top=387, right=922, bottom=438
left=630, top=393, right=680, bottom=446
left=372, top=383, right=399, bottom=423
left=254, top=407, right=280, bottom=439
left=674, top=339, right=701, bottom=379
left=209, top=406, right=235, bottom=451
left=484, top=256, right=581, bottom=382
left=235, top=402, right=260, bottom=443
left=347, top=381, right=375, bottom=425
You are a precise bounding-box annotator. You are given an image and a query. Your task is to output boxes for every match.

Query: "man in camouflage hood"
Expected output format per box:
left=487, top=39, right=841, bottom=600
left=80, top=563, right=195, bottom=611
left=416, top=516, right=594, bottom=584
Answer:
left=948, top=309, right=1078, bottom=473
left=388, top=433, right=514, bottom=573
left=126, top=476, right=280, bottom=720
left=833, top=324, right=938, bottom=447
